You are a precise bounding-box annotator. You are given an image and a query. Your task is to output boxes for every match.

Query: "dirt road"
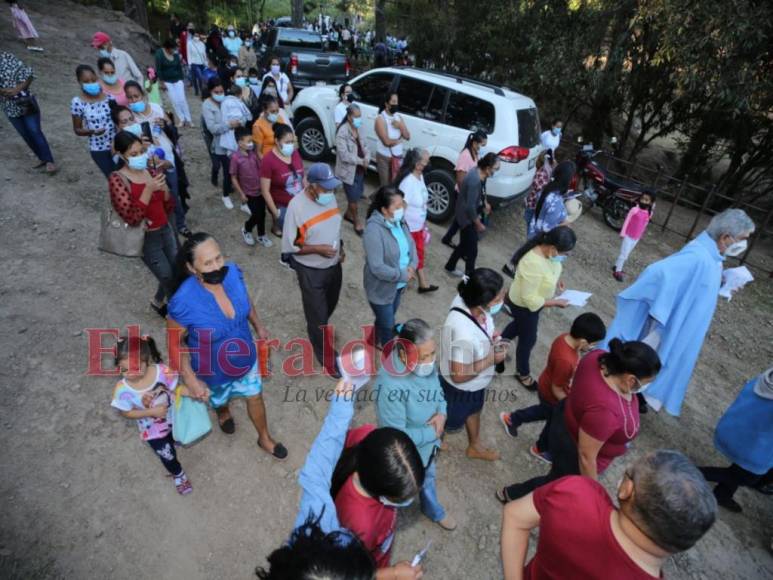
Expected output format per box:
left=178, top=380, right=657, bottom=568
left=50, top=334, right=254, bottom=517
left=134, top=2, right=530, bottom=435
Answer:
left=1, top=2, right=771, bottom=579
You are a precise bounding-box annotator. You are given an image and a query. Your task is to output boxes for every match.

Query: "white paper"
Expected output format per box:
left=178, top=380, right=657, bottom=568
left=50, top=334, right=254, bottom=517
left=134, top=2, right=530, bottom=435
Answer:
left=557, top=290, right=592, bottom=307
left=719, top=266, right=754, bottom=301
left=337, top=347, right=371, bottom=391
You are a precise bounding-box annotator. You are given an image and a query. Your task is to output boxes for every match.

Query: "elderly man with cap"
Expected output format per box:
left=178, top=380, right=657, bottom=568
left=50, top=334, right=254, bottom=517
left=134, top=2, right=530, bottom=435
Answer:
left=222, top=25, right=243, bottom=58
left=501, top=449, right=717, bottom=579
left=92, top=32, right=143, bottom=85
left=282, top=163, right=345, bottom=378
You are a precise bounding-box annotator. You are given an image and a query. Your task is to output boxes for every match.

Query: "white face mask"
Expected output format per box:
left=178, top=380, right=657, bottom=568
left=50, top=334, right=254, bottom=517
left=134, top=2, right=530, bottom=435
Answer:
left=413, top=359, right=436, bottom=377
left=724, top=238, right=747, bottom=257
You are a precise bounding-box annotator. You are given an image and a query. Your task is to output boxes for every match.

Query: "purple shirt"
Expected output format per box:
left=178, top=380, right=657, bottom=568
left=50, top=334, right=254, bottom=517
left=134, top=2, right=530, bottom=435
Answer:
left=229, top=149, right=262, bottom=196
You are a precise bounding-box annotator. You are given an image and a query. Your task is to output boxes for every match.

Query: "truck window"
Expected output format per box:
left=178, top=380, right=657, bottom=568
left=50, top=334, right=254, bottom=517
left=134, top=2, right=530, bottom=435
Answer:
left=517, top=107, right=540, bottom=149
left=351, top=72, right=395, bottom=107
left=395, top=76, right=435, bottom=119
left=445, top=92, right=495, bottom=134
left=277, top=29, right=324, bottom=50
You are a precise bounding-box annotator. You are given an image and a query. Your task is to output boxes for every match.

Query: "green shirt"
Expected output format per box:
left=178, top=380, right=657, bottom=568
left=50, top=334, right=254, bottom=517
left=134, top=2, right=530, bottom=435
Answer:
left=154, top=49, right=183, bottom=83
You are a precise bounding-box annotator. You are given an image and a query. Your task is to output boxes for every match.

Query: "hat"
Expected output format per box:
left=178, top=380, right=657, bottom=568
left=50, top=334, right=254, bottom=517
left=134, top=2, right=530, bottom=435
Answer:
left=307, top=163, right=342, bottom=190
left=91, top=31, right=111, bottom=48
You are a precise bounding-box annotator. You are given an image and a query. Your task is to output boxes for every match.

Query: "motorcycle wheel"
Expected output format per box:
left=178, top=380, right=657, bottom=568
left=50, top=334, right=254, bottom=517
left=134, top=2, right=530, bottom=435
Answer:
left=603, top=198, right=632, bottom=231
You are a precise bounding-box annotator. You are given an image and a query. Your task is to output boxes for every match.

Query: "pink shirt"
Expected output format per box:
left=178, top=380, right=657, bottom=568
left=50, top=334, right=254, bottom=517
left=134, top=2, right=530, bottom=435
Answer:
left=100, top=79, right=128, bottom=107
left=620, top=206, right=651, bottom=240
left=455, top=148, right=477, bottom=192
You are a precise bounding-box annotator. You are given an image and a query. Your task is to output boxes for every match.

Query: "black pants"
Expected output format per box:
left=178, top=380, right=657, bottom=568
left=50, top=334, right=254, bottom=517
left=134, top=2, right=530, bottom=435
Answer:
left=501, top=301, right=541, bottom=377
left=213, top=154, right=233, bottom=196
left=294, top=261, right=343, bottom=370
left=442, top=219, right=460, bottom=244
left=508, top=393, right=554, bottom=453
left=147, top=433, right=183, bottom=476
left=505, top=401, right=579, bottom=500
left=445, top=224, right=477, bottom=276
left=244, top=195, right=267, bottom=236
left=700, top=464, right=773, bottom=502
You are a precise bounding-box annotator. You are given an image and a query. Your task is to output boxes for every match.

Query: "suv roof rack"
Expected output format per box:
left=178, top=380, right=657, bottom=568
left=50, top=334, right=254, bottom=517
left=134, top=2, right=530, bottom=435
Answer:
left=393, top=66, right=506, bottom=97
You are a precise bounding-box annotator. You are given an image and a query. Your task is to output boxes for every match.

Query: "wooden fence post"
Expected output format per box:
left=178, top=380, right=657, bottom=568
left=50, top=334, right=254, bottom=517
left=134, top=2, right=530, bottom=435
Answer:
left=662, top=178, right=687, bottom=232
left=687, top=185, right=717, bottom=240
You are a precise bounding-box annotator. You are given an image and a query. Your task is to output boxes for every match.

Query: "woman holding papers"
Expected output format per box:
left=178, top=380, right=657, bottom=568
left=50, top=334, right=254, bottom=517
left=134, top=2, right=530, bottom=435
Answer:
left=501, top=226, right=576, bottom=390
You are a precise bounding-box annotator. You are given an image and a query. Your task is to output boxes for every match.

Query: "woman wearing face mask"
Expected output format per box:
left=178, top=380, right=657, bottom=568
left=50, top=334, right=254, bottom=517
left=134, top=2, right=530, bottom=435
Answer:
left=375, top=319, right=457, bottom=531
left=501, top=226, right=574, bottom=390
left=441, top=130, right=488, bottom=249
left=262, top=56, right=293, bottom=104
left=97, top=57, right=127, bottom=106
left=260, top=123, right=305, bottom=243
left=167, top=232, right=287, bottom=459
left=362, top=186, right=418, bottom=349
left=109, top=130, right=176, bottom=316
left=71, top=64, right=116, bottom=178
left=222, top=25, right=242, bottom=58
left=527, top=160, right=574, bottom=240
left=252, top=95, right=289, bottom=158
left=540, top=119, right=562, bottom=153
left=109, top=104, right=147, bottom=166
left=335, top=103, right=369, bottom=236
left=155, top=38, right=192, bottom=128
left=202, top=77, right=242, bottom=209
left=375, top=92, right=410, bottom=186
left=498, top=338, right=660, bottom=502
left=334, top=83, right=353, bottom=125
left=444, top=152, right=500, bottom=278
left=238, top=36, right=257, bottom=71
left=439, top=268, right=506, bottom=462
left=258, top=77, right=291, bottom=126
left=395, top=148, right=438, bottom=293
left=230, top=68, right=260, bottom=129
left=247, top=67, right=262, bottom=97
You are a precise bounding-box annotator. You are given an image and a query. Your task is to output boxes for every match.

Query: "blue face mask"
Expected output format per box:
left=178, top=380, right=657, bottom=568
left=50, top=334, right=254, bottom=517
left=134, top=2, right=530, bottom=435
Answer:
left=99, top=49, right=112, bottom=59
left=281, top=142, right=294, bottom=157
left=235, top=77, right=248, bottom=88
left=128, top=101, right=146, bottom=113
left=127, top=153, right=148, bottom=171
left=552, top=127, right=562, bottom=136
left=488, top=301, right=504, bottom=315
left=352, top=117, right=363, bottom=129
left=248, top=77, right=259, bottom=85
left=266, top=112, right=279, bottom=123
left=391, top=207, right=405, bottom=224
left=414, top=360, right=436, bottom=377
left=82, top=82, right=101, bottom=96
left=102, top=74, right=117, bottom=85
left=212, top=93, right=225, bottom=103
left=125, top=123, right=142, bottom=137
left=550, top=255, right=567, bottom=263
left=316, top=192, right=336, bottom=206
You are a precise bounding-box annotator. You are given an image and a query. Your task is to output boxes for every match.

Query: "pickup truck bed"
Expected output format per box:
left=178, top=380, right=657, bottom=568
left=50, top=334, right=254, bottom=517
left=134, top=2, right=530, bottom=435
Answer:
left=260, top=27, right=349, bottom=88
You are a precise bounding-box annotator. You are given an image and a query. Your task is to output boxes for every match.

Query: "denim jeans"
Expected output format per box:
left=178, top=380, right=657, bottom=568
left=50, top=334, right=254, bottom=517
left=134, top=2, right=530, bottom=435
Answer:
left=523, top=208, right=534, bottom=232
left=508, top=393, right=554, bottom=453
left=6, top=109, right=54, bottom=163
left=189, top=64, right=205, bottom=95
left=501, top=302, right=542, bottom=377
left=419, top=459, right=446, bottom=522
left=164, top=167, right=188, bottom=230
left=142, top=224, right=178, bottom=303
left=90, top=149, right=117, bottom=178
left=369, top=288, right=403, bottom=347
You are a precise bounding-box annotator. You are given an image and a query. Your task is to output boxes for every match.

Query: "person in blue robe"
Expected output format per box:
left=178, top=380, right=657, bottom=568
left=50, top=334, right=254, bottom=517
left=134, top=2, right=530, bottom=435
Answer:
left=602, top=209, right=755, bottom=416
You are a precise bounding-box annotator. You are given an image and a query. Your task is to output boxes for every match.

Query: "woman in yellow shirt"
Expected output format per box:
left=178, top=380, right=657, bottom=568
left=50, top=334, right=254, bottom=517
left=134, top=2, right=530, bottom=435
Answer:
left=502, top=226, right=576, bottom=389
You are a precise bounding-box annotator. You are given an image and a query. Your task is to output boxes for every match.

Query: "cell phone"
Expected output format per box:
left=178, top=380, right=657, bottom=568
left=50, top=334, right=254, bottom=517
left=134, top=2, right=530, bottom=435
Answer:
left=411, top=540, right=431, bottom=567
left=140, top=121, right=153, bottom=142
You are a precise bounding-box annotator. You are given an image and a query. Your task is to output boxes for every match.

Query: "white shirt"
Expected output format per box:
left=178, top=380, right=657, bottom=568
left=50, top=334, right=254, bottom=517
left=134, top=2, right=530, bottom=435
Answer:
left=187, top=37, right=207, bottom=66
left=377, top=111, right=404, bottom=157
left=262, top=72, right=292, bottom=103
left=398, top=173, right=428, bottom=232
left=540, top=129, right=560, bottom=153
left=133, top=102, right=175, bottom=167
left=334, top=100, right=349, bottom=125
left=440, top=295, right=495, bottom=392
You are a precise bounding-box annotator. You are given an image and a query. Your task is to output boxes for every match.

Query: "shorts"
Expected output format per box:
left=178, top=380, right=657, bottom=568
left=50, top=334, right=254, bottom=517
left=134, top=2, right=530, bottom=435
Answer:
left=410, top=230, right=425, bottom=270
left=343, top=171, right=365, bottom=203
left=440, top=374, right=486, bottom=431
left=209, top=362, right=262, bottom=408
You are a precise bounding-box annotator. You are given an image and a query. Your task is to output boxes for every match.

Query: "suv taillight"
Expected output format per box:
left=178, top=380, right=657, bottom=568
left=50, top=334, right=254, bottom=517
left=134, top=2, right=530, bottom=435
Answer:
left=499, top=146, right=530, bottom=163
left=290, top=53, right=298, bottom=76
left=345, top=57, right=351, bottom=77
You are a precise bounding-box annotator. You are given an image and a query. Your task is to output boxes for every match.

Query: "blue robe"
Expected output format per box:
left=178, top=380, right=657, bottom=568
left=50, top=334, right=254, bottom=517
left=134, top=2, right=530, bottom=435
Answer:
left=602, top=231, right=723, bottom=416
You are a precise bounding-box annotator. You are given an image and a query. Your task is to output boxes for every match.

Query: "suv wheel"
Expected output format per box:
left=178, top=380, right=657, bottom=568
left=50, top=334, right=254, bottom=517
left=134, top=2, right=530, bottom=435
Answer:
left=296, top=117, right=328, bottom=161
left=425, top=168, right=456, bottom=223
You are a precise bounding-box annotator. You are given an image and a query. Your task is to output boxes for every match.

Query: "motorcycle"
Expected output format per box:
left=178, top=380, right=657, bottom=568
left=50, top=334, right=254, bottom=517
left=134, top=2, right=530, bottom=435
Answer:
left=570, top=139, right=655, bottom=231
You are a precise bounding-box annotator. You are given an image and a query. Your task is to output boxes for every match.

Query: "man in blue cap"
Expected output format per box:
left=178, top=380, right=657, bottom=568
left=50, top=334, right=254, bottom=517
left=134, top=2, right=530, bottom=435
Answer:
left=282, top=163, right=345, bottom=378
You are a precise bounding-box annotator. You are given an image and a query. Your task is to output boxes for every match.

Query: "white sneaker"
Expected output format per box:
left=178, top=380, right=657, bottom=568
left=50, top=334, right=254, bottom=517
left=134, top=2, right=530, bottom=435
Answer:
left=240, top=203, right=251, bottom=215
left=241, top=227, right=256, bottom=246
left=222, top=196, right=234, bottom=210
left=256, top=235, right=273, bottom=248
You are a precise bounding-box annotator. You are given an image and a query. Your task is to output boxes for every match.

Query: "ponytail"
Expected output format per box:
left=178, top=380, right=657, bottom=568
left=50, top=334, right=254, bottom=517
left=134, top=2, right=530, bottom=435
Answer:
left=462, top=130, right=488, bottom=159
left=114, top=333, right=163, bottom=367
left=534, top=160, right=575, bottom=224
left=599, top=338, right=661, bottom=379
left=457, top=267, right=503, bottom=308
left=510, top=225, right=577, bottom=268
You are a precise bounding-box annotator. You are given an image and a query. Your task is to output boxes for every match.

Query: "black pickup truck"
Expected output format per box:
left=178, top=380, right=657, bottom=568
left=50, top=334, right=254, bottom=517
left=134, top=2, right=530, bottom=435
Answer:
left=259, top=27, right=350, bottom=89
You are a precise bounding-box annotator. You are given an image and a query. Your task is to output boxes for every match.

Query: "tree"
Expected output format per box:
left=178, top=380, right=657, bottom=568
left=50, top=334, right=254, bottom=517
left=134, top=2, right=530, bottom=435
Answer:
left=124, top=0, right=149, bottom=30
left=375, top=0, right=385, bottom=41
left=291, top=0, right=304, bottom=25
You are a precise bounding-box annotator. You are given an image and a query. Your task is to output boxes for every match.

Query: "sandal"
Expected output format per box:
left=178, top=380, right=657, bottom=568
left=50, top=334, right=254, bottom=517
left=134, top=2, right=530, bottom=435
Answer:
left=150, top=301, right=168, bottom=319
left=515, top=375, right=537, bottom=392
left=495, top=488, right=509, bottom=504
left=218, top=417, right=235, bottom=434
left=258, top=439, right=288, bottom=460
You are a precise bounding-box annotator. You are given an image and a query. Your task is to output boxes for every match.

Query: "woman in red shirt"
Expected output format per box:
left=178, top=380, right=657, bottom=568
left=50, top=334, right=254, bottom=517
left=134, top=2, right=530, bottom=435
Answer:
left=259, top=123, right=304, bottom=244
left=109, top=130, right=177, bottom=317
left=331, top=425, right=425, bottom=578
left=499, top=338, right=660, bottom=502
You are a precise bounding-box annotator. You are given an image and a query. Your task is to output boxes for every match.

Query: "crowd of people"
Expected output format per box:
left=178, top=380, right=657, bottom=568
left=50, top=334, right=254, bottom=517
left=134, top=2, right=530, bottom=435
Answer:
left=2, top=9, right=770, bottom=579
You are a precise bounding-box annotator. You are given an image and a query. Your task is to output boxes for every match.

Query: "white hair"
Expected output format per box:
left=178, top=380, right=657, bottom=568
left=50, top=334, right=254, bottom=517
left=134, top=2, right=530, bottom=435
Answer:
left=705, top=209, right=755, bottom=241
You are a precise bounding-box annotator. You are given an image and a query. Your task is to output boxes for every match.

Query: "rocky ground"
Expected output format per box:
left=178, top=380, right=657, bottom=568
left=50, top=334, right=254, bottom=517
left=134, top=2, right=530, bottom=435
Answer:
left=1, top=2, right=771, bottom=579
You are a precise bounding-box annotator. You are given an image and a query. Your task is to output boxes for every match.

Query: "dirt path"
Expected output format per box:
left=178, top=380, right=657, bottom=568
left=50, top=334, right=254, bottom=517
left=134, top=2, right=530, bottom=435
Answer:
left=1, top=2, right=771, bottom=579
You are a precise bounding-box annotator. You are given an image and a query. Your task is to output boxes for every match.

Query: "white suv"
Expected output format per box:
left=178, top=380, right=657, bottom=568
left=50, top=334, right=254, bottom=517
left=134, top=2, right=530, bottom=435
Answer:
left=291, top=66, right=542, bottom=222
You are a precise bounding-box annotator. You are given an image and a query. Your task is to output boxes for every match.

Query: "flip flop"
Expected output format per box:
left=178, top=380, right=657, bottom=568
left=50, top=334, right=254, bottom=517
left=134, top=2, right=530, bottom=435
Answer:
left=515, top=375, right=537, bottom=391
left=218, top=417, right=235, bottom=434
left=258, top=439, right=288, bottom=460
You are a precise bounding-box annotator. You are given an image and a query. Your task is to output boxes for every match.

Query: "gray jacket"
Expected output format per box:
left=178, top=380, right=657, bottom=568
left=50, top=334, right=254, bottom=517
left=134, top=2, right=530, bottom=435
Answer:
left=335, top=122, right=370, bottom=185
left=362, top=211, right=418, bottom=305
left=201, top=98, right=231, bottom=155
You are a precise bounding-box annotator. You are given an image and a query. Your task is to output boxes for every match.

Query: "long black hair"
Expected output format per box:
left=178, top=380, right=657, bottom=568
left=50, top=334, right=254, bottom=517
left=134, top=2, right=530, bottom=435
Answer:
left=259, top=77, right=285, bottom=109
left=330, top=427, right=424, bottom=503
left=366, top=185, right=404, bottom=219
left=172, top=232, right=215, bottom=295
left=462, top=130, right=487, bottom=159
left=510, top=225, right=577, bottom=268
left=393, top=147, right=426, bottom=189
left=600, top=338, right=661, bottom=379
left=113, top=130, right=141, bottom=155
left=534, top=160, right=575, bottom=222
left=378, top=91, right=397, bottom=113
left=458, top=268, right=504, bottom=309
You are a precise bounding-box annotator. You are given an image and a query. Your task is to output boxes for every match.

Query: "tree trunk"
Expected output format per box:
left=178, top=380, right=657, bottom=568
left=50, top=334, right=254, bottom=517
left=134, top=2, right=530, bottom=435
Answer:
left=124, top=0, right=149, bottom=31
left=259, top=0, right=267, bottom=22
left=291, top=0, right=304, bottom=27
left=375, top=0, right=386, bottom=42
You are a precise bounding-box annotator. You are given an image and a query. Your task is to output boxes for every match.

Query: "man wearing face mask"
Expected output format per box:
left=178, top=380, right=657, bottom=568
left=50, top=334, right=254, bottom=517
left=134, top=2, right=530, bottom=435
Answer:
left=601, top=208, right=755, bottom=417
left=91, top=32, right=143, bottom=85
left=282, top=163, right=345, bottom=378
left=539, top=118, right=562, bottom=154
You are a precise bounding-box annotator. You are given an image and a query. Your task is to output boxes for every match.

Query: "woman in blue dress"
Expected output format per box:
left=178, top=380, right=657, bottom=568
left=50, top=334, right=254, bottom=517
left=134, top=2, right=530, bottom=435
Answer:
left=167, top=232, right=287, bottom=459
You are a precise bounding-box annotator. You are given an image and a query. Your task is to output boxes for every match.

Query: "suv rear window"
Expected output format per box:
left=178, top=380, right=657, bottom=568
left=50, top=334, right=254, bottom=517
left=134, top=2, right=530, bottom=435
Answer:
left=396, top=76, right=436, bottom=119
left=351, top=72, right=395, bottom=107
left=517, top=107, right=540, bottom=148
left=445, top=92, right=495, bottom=134
left=277, top=29, right=324, bottom=49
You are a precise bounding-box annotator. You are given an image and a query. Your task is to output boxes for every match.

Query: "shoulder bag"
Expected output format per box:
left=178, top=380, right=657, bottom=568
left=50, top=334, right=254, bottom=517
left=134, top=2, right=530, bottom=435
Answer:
left=98, top=172, right=146, bottom=257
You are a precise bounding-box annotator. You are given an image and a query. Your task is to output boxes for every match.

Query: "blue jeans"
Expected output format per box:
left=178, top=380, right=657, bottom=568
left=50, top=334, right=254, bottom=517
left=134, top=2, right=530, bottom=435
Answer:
left=420, top=459, right=446, bottom=522
left=369, top=288, right=403, bottom=347
left=343, top=172, right=365, bottom=203
left=501, top=302, right=541, bottom=377
left=7, top=109, right=54, bottom=163
left=165, top=167, right=188, bottom=230
left=189, top=64, right=205, bottom=95
left=90, top=149, right=117, bottom=178
left=508, top=393, right=553, bottom=453
left=213, top=154, right=233, bottom=196
left=523, top=208, right=534, bottom=231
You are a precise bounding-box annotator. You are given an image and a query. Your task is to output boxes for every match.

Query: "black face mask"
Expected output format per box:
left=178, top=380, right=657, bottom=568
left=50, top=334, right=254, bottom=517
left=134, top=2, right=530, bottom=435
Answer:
left=201, top=265, right=229, bottom=285
left=346, top=93, right=354, bottom=103
left=387, top=104, right=398, bottom=114
left=639, top=203, right=651, bottom=211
